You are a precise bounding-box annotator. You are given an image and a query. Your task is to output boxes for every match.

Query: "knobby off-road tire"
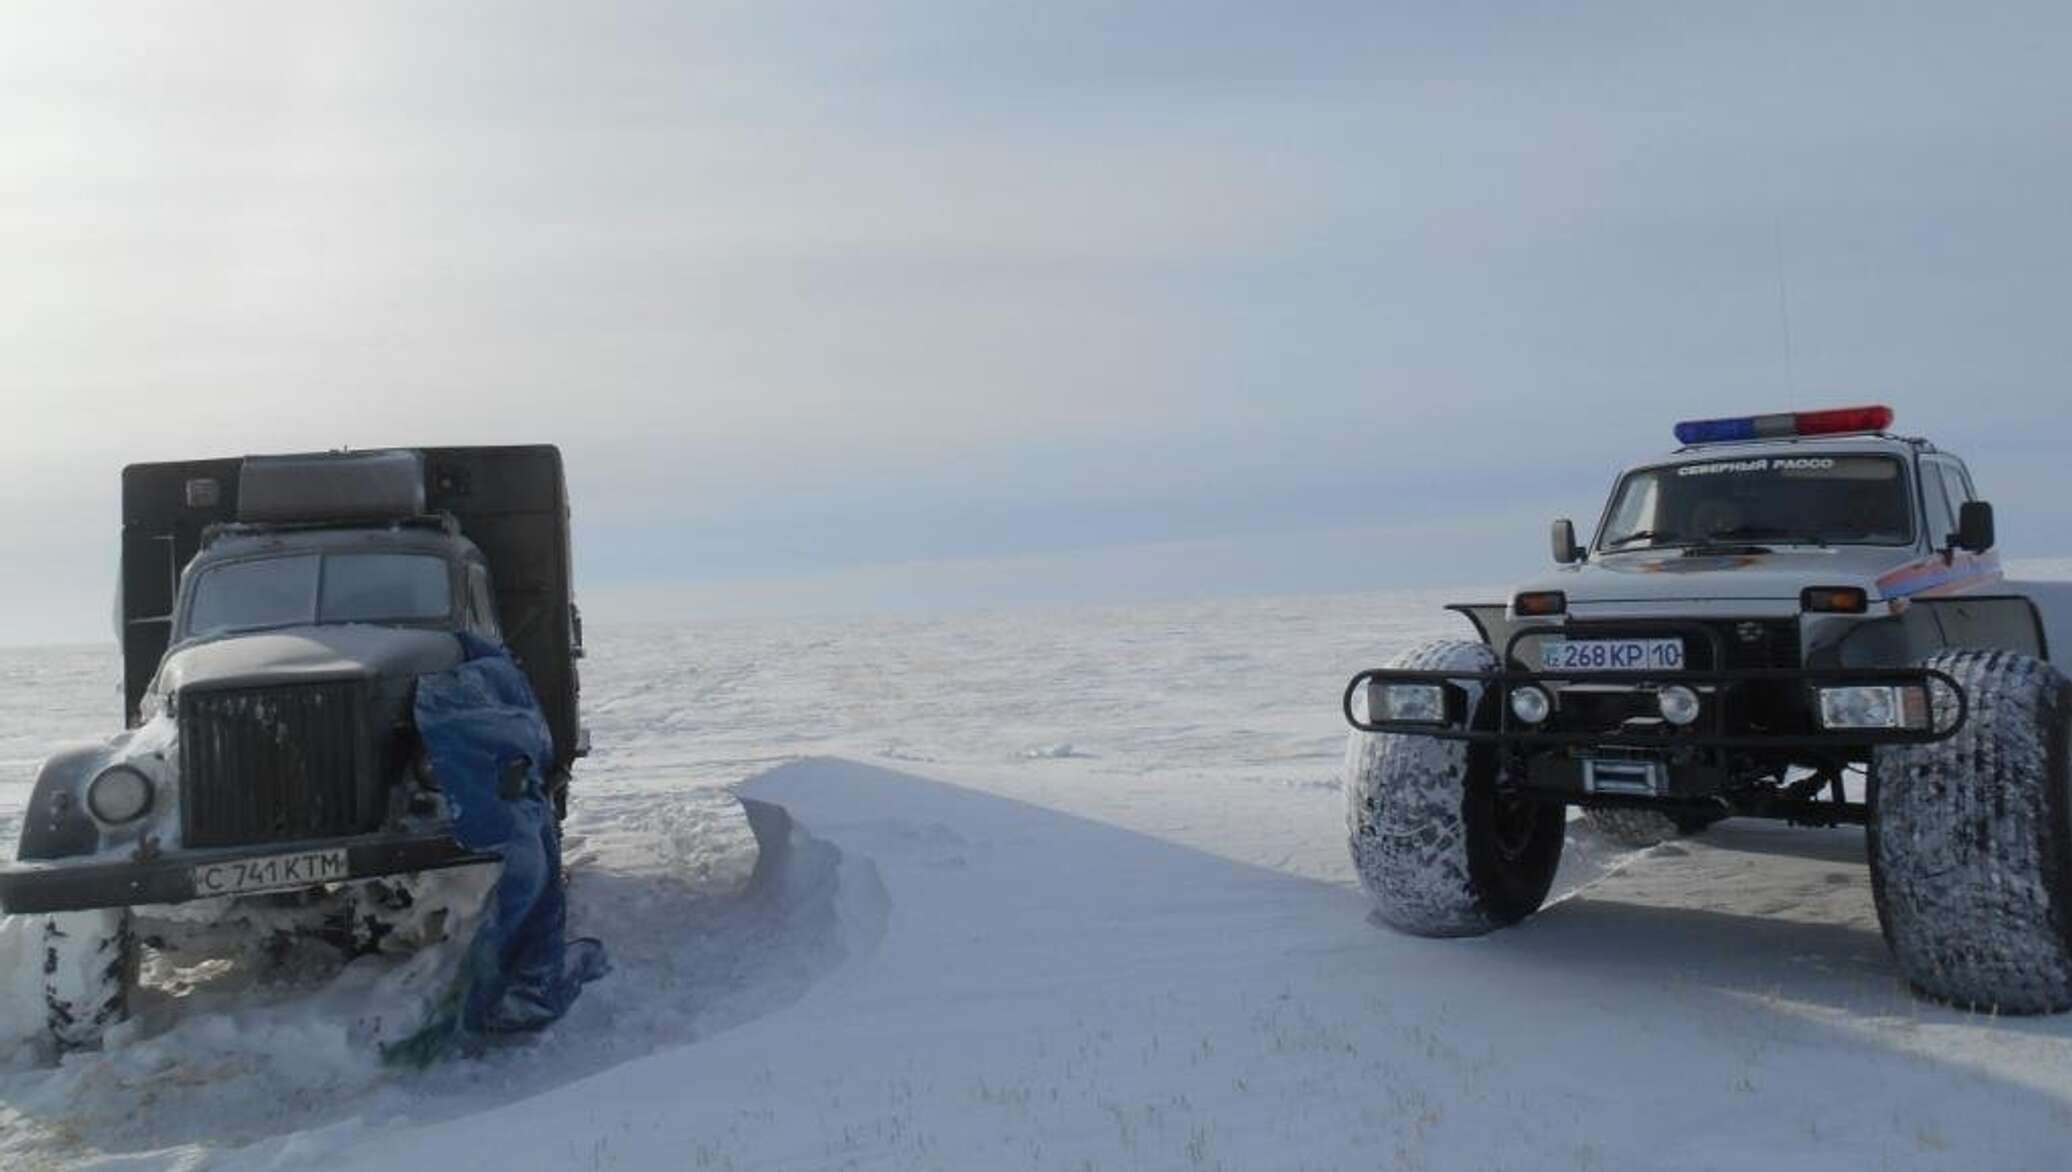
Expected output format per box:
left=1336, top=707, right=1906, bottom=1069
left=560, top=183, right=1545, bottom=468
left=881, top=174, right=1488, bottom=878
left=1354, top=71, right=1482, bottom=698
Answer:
left=43, top=908, right=136, bottom=1049
left=1346, top=639, right=1566, bottom=937
left=1870, top=650, right=2072, bottom=1014
left=1582, top=807, right=1716, bottom=848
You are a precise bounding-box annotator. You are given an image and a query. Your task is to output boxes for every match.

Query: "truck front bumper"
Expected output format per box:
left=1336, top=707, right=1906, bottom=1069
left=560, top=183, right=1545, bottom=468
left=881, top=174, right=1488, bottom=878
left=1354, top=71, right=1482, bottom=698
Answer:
left=0, top=833, right=498, bottom=915
left=1346, top=620, right=1967, bottom=752
left=1342, top=662, right=1966, bottom=751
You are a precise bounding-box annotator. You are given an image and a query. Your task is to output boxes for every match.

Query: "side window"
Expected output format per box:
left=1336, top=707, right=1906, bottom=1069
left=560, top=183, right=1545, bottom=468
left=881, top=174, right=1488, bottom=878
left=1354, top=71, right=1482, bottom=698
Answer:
left=467, top=565, right=502, bottom=639
left=1919, top=462, right=1957, bottom=547
left=1943, top=461, right=1976, bottom=505
left=1933, top=459, right=1973, bottom=541
left=1936, top=460, right=1976, bottom=549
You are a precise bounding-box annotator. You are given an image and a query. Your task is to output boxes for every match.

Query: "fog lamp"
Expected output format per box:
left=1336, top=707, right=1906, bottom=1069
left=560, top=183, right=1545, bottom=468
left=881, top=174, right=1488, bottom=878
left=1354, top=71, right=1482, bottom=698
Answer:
left=1657, top=685, right=1702, bottom=726
left=1509, top=685, right=1553, bottom=725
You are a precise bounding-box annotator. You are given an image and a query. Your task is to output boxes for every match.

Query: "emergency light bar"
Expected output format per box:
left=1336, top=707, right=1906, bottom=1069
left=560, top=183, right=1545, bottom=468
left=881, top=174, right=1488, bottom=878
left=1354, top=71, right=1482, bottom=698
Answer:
left=1674, top=405, right=1894, bottom=446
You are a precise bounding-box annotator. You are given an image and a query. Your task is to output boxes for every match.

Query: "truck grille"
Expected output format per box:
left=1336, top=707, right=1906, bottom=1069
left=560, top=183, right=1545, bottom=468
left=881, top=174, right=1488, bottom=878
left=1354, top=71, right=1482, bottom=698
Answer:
left=1693, top=620, right=1804, bottom=671
left=1520, top=618, right=1812, bottom=739
left=1517, top=620, right=1805, bottom=672
left=179, top=681, right=379, bottom=849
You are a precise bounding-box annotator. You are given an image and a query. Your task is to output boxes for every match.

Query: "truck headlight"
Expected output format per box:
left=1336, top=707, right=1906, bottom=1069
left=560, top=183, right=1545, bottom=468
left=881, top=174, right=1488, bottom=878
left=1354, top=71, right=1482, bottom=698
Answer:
left=1818, top=685, right=1929, bottom=731
left=87, top=765, right=155, bottom=824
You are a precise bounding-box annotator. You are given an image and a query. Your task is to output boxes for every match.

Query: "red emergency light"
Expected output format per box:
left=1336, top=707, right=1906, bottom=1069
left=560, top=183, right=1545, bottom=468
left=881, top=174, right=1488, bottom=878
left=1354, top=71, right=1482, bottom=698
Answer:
left=1675, top=405, right=1894, bottom=446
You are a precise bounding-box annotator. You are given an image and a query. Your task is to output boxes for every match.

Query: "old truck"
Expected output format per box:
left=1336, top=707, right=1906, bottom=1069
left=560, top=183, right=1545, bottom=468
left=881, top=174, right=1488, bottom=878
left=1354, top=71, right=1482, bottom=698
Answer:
left=1343, top=406, right=2072, bottom=1013
left=0, top=447, right=585, bottom=1046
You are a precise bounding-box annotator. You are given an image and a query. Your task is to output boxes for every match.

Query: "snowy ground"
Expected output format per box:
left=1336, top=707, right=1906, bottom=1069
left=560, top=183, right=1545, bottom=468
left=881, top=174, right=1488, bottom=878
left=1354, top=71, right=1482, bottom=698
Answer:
left=2, top=580, right=2071, bottom=1169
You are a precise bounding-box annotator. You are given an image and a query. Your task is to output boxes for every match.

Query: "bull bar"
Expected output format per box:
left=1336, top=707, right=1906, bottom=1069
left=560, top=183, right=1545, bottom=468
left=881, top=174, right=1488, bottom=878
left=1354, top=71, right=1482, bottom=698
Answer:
left=1342, top=619, right=1968, bottom=749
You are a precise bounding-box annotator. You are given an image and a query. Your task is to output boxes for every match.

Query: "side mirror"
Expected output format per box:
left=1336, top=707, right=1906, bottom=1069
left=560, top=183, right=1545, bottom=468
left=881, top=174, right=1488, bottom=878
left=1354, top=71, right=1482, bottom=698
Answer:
left=1551, top=519, right=1583, bottom=565
left=1956, top=500, right=1995, bottom=553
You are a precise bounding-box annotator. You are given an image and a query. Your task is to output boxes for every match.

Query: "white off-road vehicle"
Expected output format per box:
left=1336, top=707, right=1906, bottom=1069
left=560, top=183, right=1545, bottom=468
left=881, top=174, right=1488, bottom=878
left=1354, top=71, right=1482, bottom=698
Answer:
left=1344, top=406, right=2072, bottom=1013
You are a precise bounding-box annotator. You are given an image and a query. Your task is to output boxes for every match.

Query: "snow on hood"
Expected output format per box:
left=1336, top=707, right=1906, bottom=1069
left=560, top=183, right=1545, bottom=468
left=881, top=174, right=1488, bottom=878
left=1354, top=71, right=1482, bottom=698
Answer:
left=1517, top=548, right=1898, bottom=607
left=156, top=625, right=465, bottom=695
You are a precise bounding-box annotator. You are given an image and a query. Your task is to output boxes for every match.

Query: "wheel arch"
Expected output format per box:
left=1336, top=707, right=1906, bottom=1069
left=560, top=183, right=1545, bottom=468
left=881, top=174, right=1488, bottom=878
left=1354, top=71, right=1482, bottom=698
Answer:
left=19, top=744, right=112, bottom=861
left=1835, top=594, right=2050, bottom=669
left=1445, top=603, right=1509, bottom=649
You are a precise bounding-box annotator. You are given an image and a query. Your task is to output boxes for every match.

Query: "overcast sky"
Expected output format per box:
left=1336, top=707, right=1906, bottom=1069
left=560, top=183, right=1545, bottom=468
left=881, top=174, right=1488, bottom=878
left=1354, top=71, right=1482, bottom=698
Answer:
left=4, top=2, right=2069, bottom=643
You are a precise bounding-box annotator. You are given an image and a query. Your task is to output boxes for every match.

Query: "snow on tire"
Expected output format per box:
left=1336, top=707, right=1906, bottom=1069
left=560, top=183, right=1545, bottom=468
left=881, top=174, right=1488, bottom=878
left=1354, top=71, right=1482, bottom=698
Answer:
left=1345, top=639, right=1565, bottom=937
left=43, top=908, right=135, bottom=1049
left=1869, top=650, right=2072, bottom=1014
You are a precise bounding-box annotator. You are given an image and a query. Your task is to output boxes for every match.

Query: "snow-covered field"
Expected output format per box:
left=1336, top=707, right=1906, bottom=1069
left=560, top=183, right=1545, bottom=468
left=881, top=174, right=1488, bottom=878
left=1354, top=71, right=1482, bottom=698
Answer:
left=3, top=582, right=2072, bottom=1169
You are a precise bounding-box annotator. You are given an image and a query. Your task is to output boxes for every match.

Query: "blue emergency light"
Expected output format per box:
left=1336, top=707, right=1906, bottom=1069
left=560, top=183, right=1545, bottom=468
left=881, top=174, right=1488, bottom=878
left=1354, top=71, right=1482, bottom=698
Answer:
left=1674, top=405, right=1894, bottom=446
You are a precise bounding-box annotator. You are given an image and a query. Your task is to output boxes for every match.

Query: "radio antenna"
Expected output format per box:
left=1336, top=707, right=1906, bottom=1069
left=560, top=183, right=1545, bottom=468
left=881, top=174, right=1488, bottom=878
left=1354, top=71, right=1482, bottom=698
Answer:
left=1772, top=213, right=1798, bottom=399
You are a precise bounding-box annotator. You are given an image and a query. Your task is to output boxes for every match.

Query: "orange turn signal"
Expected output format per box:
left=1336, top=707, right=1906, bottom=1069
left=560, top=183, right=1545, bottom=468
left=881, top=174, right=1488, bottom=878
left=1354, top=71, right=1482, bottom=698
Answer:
left=1801, top=586, right=1869, bottom=614
left=1514, top=591, right=1568, bottom=617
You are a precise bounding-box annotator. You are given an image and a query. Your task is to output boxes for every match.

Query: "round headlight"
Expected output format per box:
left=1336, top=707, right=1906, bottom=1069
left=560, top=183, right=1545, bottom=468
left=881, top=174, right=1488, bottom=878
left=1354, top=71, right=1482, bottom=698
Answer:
left=1658, top=685, right=1702, bottom=727
left=87, top=765, right=154, bottom=825
left=1509, top=685, right=1553, bottom=725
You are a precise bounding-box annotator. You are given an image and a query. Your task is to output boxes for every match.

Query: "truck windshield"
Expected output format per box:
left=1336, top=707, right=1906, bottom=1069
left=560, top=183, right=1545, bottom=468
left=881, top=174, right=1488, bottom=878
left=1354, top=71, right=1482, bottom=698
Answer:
left=185, top=553, right=453, bottom=637
left=1599, top=454, right=1913, bottom=551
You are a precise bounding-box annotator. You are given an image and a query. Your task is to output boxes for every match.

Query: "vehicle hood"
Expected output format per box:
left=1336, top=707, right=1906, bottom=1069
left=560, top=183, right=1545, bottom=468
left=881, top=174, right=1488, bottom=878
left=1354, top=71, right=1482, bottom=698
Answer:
left=157, top=625, right=465, bottom=694
left=1520, top=549, right=1905, bottom=608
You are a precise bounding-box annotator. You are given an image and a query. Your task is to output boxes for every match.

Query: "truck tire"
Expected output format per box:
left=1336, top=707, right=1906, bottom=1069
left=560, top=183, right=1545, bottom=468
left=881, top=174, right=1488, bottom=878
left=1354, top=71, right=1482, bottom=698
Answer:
left=1346, top=639, right=1565, bottom=936
left=1582, top=807, right=1715, bottom=847
left=43, top=909, right=136, bottom=1049
left=1869, top=650, right=2072, bottom=1014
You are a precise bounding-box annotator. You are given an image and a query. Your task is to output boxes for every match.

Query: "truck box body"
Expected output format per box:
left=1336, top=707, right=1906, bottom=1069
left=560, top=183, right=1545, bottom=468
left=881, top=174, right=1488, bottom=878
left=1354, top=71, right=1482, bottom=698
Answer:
left=119, top=446, right=583, bottom=778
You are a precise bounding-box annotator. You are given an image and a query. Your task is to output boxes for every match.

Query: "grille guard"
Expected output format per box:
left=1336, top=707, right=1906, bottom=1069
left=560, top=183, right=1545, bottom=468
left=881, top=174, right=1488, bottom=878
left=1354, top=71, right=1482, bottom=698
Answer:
left=1344, top=622, right=1968, bottom=749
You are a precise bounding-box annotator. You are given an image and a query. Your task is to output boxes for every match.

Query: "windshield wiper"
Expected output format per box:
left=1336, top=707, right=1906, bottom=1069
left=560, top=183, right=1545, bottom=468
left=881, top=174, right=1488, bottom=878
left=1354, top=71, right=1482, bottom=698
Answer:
left=1706, top=525, right=1830, bottom=548
left=1603, top=529, right=1682, bottom=549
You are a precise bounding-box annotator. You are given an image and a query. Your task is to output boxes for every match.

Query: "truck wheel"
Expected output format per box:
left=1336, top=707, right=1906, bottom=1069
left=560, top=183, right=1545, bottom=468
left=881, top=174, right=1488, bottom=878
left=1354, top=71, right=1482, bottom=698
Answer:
left=1346, top=639, right=1565, bottom=937
left=1869, top=650, right=2072, bottom=1014
left=1582, top=807, right=1713, bottom=847
left=43, top=909, right=136, bottom=1049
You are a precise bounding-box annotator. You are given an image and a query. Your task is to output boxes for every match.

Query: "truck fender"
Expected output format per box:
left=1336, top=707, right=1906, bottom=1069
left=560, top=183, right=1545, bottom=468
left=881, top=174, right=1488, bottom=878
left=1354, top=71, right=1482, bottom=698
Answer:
left=1837, top=594, right=2051, bottom=668
left=2005, top=579, right=2072, bottom=669
left=1445, top=603, right=1560, bottom=659
left=18, top=743, right=113, bottom=861
left=1445, top=603, right=1509, bottom=649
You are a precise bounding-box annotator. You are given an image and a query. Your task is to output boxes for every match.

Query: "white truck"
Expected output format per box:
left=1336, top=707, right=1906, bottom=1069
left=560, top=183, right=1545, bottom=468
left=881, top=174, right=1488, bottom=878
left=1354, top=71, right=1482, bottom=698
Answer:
left=1344, top=406, right=2072, bottom=1013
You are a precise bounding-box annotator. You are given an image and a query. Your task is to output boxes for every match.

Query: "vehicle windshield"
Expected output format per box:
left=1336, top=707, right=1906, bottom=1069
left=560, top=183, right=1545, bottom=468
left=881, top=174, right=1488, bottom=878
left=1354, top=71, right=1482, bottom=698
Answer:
left=1598, top=454, right=1913, bottom=551
left=184, top=552, right=453, bottom=637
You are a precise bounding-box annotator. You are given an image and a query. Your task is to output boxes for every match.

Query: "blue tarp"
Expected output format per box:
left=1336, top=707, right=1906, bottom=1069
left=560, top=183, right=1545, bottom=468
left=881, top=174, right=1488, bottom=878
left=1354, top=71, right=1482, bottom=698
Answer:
left=407, top=634, right=607, bottom=1048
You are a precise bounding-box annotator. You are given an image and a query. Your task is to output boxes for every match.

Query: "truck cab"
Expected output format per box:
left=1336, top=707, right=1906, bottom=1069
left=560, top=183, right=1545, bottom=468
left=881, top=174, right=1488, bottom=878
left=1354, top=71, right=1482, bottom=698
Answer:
left=1543, top=431, right=1996, bottom=620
